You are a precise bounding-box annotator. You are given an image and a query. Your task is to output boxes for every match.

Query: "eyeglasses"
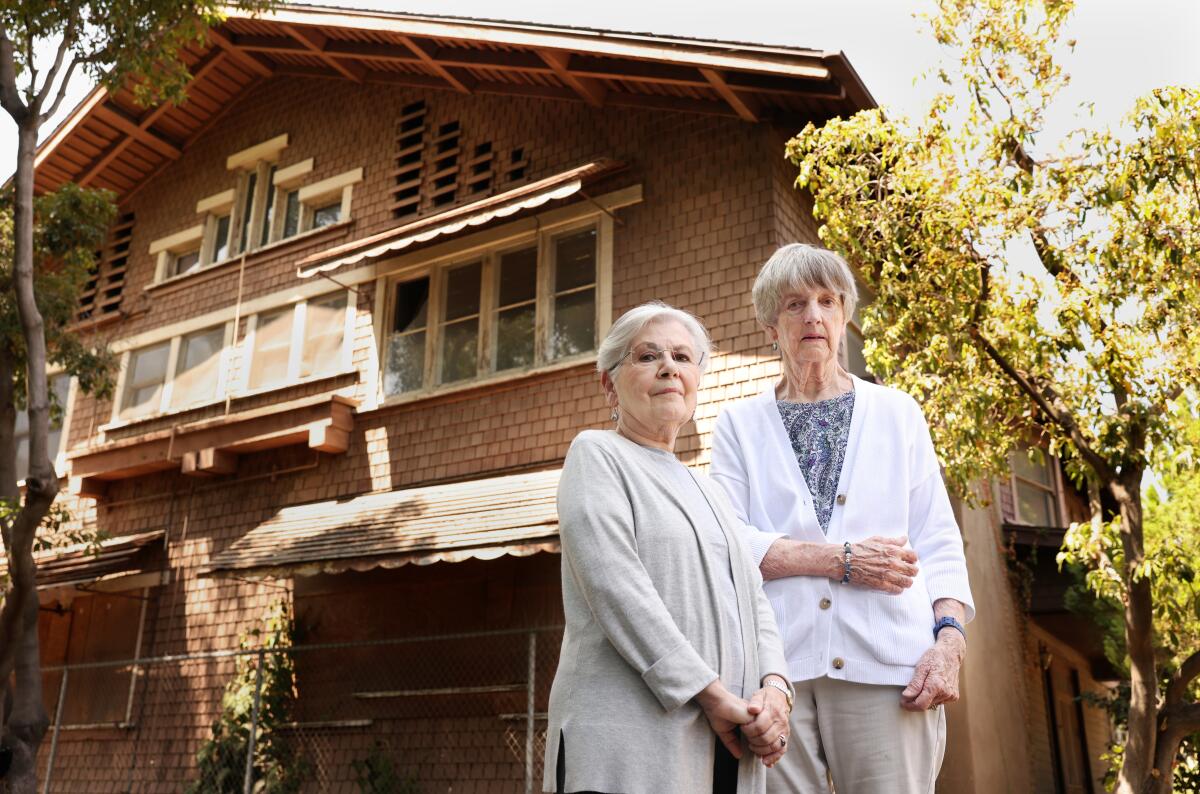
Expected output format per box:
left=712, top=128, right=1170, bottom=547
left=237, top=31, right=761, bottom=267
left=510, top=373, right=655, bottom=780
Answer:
left=608, top=344, right=705, bottom=373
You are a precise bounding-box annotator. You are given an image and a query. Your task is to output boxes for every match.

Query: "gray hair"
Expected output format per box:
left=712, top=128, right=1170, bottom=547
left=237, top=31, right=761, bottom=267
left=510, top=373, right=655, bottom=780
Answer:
left=752, top=243, right=858, bottom=327
left=597, top=301, right=713, bottom=375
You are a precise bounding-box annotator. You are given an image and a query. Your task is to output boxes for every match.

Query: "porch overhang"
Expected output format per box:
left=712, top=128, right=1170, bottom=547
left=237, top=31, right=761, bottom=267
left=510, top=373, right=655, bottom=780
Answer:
left=296, top=159, right=624, bottom=278
left=203, top=468, right=561, bottom=579
left=66, top=393, right=358, bottom=498
left=0, top=530, right=166, bottom=591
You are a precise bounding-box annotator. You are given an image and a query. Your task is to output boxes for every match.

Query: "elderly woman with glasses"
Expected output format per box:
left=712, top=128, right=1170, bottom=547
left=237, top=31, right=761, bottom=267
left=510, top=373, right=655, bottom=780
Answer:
left=710, top=244, right=976, bottom=794
left=545, top=301, right=793, bottom=794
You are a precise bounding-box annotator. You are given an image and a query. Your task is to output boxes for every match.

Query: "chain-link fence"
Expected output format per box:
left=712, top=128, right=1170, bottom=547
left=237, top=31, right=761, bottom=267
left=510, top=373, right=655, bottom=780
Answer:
left=36, top=626, right=563, bottom=793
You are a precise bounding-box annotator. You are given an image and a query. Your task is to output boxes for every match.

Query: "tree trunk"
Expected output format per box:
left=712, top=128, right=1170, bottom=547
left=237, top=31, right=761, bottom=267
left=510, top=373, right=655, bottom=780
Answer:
left=0, top=116, right=56, bottom=794
left=1111, top=470, right=1157, bottom=794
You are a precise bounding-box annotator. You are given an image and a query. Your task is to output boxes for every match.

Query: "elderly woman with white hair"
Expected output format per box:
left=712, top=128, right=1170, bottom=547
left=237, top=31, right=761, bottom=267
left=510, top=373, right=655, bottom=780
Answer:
left=545, top=301, right=794, bottom=794
left=710, top=243, right=976, bottom=793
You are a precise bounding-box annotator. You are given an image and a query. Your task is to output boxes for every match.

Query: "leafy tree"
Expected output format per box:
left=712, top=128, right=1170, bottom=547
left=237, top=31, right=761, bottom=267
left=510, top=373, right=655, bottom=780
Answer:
left=0, top=2, right=271, bottom=788
left=783, top=0, right=1199, bottom=790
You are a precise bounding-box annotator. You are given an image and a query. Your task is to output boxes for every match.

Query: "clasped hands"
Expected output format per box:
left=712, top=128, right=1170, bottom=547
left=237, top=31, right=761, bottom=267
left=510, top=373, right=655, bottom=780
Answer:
left=696, top=678, right=791, bottom=768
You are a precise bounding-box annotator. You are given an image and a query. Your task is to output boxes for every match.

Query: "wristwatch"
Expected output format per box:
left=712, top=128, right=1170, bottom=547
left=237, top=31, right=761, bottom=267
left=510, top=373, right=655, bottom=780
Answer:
left=763, top=678, right=794, bottom=713
left=933, top=616, right=966, bottom=641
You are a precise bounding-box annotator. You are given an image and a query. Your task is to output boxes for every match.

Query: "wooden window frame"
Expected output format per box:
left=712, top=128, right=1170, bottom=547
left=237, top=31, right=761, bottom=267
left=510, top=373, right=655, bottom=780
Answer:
left=241, top=290, right=356, bottom=394
left=379, top=215, right=611, bottom=403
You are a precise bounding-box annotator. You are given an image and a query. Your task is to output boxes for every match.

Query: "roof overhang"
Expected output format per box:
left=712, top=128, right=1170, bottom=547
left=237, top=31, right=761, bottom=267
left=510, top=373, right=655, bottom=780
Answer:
left=298, top=158, right=623, bottom=278
left=26, top=4, right=875, bottom=201
left=203, top=468, right=561, bottom=579
left=1, top=530, right=165, bottom=591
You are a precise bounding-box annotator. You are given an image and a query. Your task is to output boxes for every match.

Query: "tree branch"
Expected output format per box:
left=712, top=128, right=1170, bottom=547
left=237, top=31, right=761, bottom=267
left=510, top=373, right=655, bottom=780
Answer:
left=33, top=16, right=76, bottom=115
left=0, top=27, right=29, bottom=118
left=1166, top=650, right=1200, bottom=708
left=38, top=55, right=79, bottom=125
left=969, top=327, right=1116, bottom=482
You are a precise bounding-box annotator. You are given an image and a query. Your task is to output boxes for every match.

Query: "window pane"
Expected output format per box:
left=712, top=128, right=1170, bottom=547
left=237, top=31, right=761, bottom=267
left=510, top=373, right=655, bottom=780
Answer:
left=496, top=304, right=535, bottom=371
left=213, top=215, right=231, bottom=262
left=498, top=247, right=537, bottom=306
left=122, top=342, right=170, bottom=419
left=393, top=278, right=429, bottom=333
left=260, top=166, right=277, bottom=246
left=282, top=190, right=300, bottom=238
left=1012, top=451, right=1052, bottom=486
left=551, top=288, right=595, bottom=359
left=385, top=331, right=425, bottom=395
left=172, top=326, right=224, bottom=408
left=440, top=320, right=478, bottom=383
left=554, top=228, right=596, bottom=292
left=300, top=293, right=347, bottom=379
left=47, top=374, right=70, bottom=461
left=172, top=249, right=201, bottom=278
left=312, top=201, right=341, bottom=229
left=1017, top=481, right=1056, bottom=526
left=239, top=171, right=257, bottom=253
left=443, top=262, right=481, bottom=321
left=250, top=308, right=293, bottom=390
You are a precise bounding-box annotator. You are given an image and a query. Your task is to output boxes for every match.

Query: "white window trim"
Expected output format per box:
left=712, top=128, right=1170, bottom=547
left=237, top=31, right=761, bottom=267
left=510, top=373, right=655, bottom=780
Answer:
left=240, top=289, right=356, bottom=394
left=110, top=321, right=234, bottom=425
left=377, top=214, right=612, bottom=406
left=226, top=133, right=288, bottom=172
left=149, top=225, right=204, bottom=283
left=296, top=167, right=363, bottom=234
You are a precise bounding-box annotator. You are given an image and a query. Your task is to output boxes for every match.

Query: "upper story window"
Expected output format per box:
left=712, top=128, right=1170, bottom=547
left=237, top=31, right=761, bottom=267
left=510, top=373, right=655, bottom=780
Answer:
left=149, top=134, right=364, bottom=284
left=15, top=373, right=72, bottom=479
left=112, top=290, right=352, bottom=423
left=1003, top=449, right=1063, bottom=527
left=383, top=222, right=604, bottom=399
left=246, top=291, right=353, bottom=392
left=117, top=323, right=232, bottom=421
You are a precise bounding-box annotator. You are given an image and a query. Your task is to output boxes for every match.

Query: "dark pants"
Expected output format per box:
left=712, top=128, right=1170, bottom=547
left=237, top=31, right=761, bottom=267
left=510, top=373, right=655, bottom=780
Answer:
left=556, top=731, right=738, bottom=794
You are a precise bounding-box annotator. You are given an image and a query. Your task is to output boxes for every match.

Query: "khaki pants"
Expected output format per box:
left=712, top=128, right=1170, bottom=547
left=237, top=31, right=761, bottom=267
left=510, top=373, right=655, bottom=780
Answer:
left=766, top=677, right=946, bottom=794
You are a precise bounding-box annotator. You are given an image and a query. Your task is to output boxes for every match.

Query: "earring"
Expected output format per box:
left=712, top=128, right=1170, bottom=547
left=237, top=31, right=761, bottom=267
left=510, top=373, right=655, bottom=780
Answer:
left=610, top=409, right=619, bottom=422
left=771, top=341, right=779, bottom=352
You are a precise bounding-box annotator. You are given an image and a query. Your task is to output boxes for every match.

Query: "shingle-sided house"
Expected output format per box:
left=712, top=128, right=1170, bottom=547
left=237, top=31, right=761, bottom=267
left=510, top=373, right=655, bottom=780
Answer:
left=16, top=4, right=1114, bottom=791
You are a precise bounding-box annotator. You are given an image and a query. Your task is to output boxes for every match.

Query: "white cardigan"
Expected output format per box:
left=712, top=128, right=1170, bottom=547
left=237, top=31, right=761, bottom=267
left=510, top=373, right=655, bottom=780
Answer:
left=711, top=375, right=975, bottom=687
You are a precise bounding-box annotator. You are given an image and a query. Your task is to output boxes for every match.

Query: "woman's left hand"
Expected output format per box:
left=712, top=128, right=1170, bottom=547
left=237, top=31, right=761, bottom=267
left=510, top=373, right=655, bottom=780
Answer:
left=900, top=631, right=966, bottom=711
left=742, top=681, right=790, bottom=767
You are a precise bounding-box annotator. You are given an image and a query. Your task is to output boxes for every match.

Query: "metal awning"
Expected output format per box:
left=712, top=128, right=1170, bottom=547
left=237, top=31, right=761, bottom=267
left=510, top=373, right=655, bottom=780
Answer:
left=204, top=468, right=561, bottom=579
left=0, top=530, right=165, bottom=590
left=296, top=159, right=624, bottom=278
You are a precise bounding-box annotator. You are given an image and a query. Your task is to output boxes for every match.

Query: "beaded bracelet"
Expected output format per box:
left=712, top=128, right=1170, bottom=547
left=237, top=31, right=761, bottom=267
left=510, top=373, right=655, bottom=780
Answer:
left=841, top=541, right=852, bottom=584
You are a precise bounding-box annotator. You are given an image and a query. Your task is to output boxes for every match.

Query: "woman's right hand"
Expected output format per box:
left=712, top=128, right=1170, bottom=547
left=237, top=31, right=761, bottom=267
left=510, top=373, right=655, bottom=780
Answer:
left=838, top=535, right=919, bottom=594
left=695, top=680, right=752, bottom=759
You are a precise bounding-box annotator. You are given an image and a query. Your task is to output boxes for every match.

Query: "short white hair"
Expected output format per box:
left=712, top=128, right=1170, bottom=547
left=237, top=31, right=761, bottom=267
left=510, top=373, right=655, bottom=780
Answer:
left=597, top=301, right=712, bottom=374
left=752, top=243, right=858, bottom=327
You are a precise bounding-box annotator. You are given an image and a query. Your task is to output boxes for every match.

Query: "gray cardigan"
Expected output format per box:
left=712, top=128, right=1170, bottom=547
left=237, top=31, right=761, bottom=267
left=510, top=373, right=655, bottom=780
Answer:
left=545, top=430, right=789, bottom=794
